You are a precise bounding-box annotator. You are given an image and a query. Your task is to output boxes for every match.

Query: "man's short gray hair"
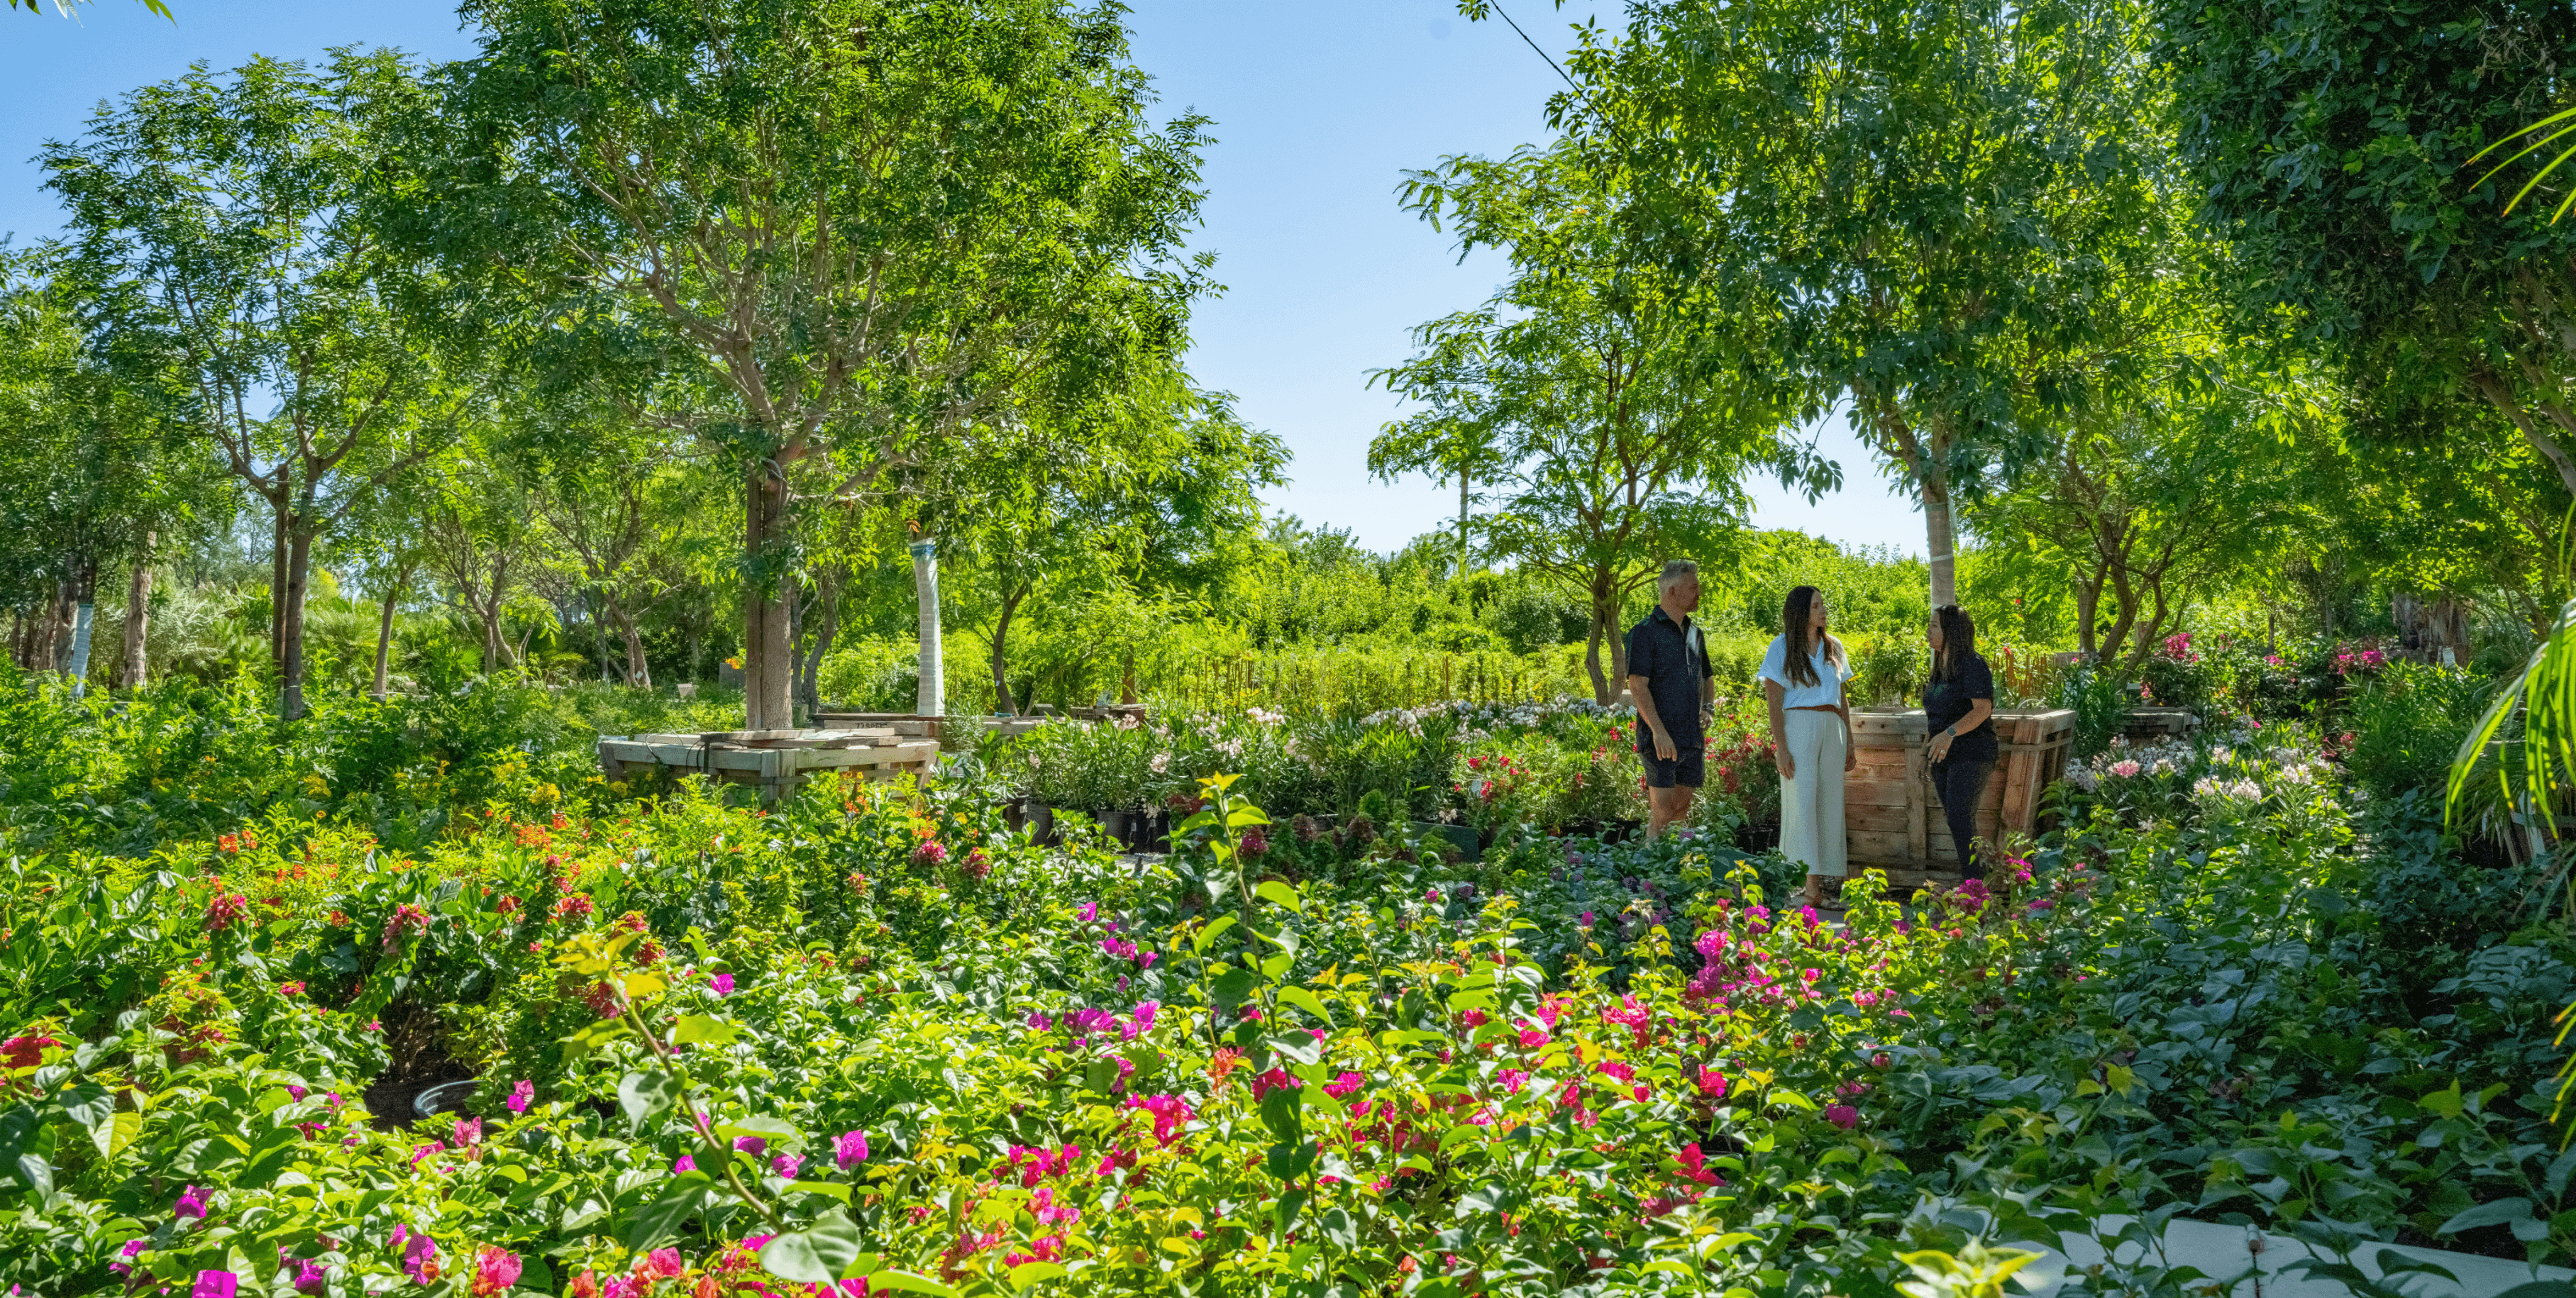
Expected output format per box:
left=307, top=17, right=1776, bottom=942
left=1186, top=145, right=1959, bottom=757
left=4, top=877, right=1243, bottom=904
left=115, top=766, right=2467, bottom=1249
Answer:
left=1657, top=559, right=1699, bottom=592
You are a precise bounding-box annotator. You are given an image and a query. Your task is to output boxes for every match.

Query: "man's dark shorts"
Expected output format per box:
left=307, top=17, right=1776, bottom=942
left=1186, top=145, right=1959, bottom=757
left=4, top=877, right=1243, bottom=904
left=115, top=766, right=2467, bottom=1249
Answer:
left=1637, top=727, right=1705, bottom=789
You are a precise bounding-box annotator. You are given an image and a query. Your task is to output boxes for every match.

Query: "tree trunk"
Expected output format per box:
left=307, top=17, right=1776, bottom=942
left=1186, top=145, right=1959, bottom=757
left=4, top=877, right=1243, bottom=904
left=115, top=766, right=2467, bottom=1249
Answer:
left=269, top=500, right=289, bottom=668
left=795, top=567, right=844, bottom=714
left=990, top=583, right=1027, bottom=716
left=910, top=536, right=943, bottom=717
left=1923, top=473, right=1957, bottom=609
left=121, top=531, right=154, bottom=689
left=280, top=528, right=314, bottom=721
left=45, top=582, right=71, bottom=670
left=614, top=606, right=651, bottom=689
left=743, top=465, right=795, bottom=730
left=1582, top=588, right=1613, bottom=706
left=1458, top=467, right=1471, bottom=584
left=2074, top=564, right=2104, bottom=657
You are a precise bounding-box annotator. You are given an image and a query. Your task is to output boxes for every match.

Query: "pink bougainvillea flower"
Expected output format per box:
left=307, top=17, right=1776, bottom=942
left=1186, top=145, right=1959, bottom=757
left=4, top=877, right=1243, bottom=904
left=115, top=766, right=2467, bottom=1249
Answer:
left=773, top=1153, right=805, bottom=1179
left=277, top=982, right=306, bottom=998
left=1498, top=1069, right=1530, bottom=1094
left=507, top=1080, right=535, bottom=1115
left=1077, top=902, right=1099, bottom=923
left=192, top=1271, right=238, bottom=1298
left=709, top=972, right=734, bottom=997
left=836, top=1129, right=869, bottom=1169
left=109, top=1239, right=148, bottom=1277
left=400, top=1231, right=440, bottom=1284
left=1695, top=1067, right=1729, bottom=1099
left=175, top=1185, right=208, bottom=1219
left=732, top=1136, right=767, bottom=1157
left=1824, top=1104, right=1861, bottom=1129
left=1322, top=1071, right=1365, bottom=1099
left=1676, top=1143, right=1723, bottom=1185
left=453, top=1117, right=482, bottom=1148
left=1, top=1034, right=59, bottom=1069
left=673, top=1155, right=697, bottom=1173
left=470, top=1246, right=521, bottom=1296
left=290, top=1260, right=328, bottom=1294
left=1460, top=1009, right=1490, bottom=1028
left=644, top=1250, right=685, bottom=1279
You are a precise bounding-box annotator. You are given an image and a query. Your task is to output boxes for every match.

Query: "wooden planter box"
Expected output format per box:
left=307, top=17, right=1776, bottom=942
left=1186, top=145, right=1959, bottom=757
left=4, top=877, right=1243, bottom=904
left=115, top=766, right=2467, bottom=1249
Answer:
left=1845, top=709, right=2075, bottom=889
left=598, top=728, right=939, bottom=801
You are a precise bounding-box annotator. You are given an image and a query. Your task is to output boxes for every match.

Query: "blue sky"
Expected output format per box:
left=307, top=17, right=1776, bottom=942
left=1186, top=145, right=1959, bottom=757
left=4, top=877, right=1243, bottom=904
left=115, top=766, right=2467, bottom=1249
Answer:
left=0, top=0, right=1923, bottom=558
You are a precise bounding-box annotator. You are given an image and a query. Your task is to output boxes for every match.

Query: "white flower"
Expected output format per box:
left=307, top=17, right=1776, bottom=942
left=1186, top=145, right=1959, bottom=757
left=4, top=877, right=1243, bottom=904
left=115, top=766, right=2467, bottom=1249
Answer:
left=1149, top=752, right=1170, bottom=774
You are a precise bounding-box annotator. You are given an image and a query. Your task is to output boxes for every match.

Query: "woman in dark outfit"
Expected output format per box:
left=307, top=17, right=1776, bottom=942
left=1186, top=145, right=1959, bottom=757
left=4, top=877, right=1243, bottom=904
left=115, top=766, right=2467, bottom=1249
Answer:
left=1923, top=604, right=1996, bottom=881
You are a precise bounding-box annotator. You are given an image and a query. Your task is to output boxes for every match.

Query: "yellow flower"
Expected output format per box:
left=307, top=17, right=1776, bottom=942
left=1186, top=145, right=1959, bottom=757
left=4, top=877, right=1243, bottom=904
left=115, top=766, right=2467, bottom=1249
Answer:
left=302, top=773, right=329, bottom=797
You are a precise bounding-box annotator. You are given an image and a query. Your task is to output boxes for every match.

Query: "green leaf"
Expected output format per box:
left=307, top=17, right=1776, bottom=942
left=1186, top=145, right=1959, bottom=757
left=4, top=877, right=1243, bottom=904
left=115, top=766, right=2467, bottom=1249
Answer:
left=672, top=1015, right=743, bottom=1047
left=758, top=1210, right=862, bottom=1282
left=1267, top=1032, right=1321, bottom=1067
left=1265, top=1140, right=1318, bottom=1182
left=1254, top=880, right=1300, bottom=911
left=1190, top=916, right=1237, bottom=955
left=2438, top=1198, right=2536, bottom=1234
left=716, top=1115, right=802, bottom=1142
left=622, top=1178, right=711, bottom=1252
left=1259, top=1085, right=1305, bottom=1144
left=1007, top=1261, right=1068, bottom=1289
left=57, top=1082, right=114, bottom=1158
left=1277, top=986, right=1333, bottom=1026
left=863, top=1272, right=959, bottom=1297
left=617, top=1070, right=680, bottom=1136
left=784, top=1180, right=852, bottom=1203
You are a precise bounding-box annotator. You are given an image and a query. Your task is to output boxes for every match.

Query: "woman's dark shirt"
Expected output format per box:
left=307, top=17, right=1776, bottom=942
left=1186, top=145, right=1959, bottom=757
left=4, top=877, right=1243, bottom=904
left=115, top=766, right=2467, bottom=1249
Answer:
left=1924, top=651, right=1997, bottom=763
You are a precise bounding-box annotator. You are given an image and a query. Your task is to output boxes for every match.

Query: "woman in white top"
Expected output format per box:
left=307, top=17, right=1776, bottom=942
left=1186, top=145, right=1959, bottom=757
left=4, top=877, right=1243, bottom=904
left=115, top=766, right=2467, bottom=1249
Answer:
left=1757, top=584, right=1857, bottom=909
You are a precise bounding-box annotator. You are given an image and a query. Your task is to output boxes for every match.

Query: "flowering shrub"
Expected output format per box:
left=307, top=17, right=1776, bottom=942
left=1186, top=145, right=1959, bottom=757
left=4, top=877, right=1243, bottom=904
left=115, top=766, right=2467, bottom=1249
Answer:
left=1, top=667, right=2567, bottom=1294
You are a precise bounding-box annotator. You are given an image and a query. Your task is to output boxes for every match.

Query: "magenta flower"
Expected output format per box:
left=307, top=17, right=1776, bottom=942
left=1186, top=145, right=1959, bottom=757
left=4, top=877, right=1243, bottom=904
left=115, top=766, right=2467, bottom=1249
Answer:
left=709, top=972, right=734, bottom=997
left=1579, top=911, right=1595, bottom=927
left=673, top=1154, right=696, bottom=1173
left=110, top=1239, right=148, bottom=1277
left=291, top=1260, right=328, bottom=1294
left=452, top=1117, right=481, bottom=1148
left=287, top=1085, right=307, bottom=1102
left=1077, top=902, right=1099, bottom=923
left=732, top=1136, right=767, bottom=1157
left=773, top=1153, right=805, bottom=1179
left=1824, top=1104, right=1860, bottom=1129
left=1696, top=1067, right=1730, bottom=1099
left=1027, top=1011, right=1054, bottom=1031
left=836, top=1128, right=870, bottom=1169
left=175, top=1185, right=208, bottom=1219
left=192, top=1271, right=238, bottom=1298
left=400, top=1230, right=439, bottom=1284
left=507, top=1080, right=534, bottom=1114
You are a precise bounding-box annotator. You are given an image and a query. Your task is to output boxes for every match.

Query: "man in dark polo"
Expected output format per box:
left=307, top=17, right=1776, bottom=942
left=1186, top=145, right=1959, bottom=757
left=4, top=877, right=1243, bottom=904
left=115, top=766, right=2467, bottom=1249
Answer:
left=1625, top=559, right=1715, bottom=838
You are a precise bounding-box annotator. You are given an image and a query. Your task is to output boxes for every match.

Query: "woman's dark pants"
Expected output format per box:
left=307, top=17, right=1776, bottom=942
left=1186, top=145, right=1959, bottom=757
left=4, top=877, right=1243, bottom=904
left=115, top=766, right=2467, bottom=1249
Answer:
left=1929, top=758, right=1993, bottom=880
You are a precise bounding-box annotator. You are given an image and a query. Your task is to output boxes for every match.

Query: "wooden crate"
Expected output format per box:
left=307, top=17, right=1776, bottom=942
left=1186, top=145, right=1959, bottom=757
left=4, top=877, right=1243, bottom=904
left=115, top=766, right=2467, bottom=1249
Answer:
left=1844, top=709, right=2074, bottom=888
left=598, top=729, right=939, bottom=801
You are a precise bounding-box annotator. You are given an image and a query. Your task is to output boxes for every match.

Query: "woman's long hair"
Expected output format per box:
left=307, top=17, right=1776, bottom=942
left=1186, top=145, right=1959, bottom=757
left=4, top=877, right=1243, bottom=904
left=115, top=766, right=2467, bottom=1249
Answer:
left=1780, top=585, right=1846, bottom=688
left=1931, top=604, right=1977, bottom=684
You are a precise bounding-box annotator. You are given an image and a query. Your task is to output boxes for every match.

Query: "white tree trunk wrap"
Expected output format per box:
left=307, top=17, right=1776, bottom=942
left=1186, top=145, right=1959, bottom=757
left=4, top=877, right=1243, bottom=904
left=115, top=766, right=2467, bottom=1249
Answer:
left=67, top=601, right=95, bottom=699
left=912, top=537, right=942, bottom=718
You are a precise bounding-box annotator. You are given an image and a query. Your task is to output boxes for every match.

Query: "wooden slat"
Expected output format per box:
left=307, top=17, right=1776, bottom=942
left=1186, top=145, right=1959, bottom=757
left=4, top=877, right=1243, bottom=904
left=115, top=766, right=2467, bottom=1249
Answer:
left=1846, top=805, right=1912, bottom=833
left=1846, top=779, right=1911, bottom=809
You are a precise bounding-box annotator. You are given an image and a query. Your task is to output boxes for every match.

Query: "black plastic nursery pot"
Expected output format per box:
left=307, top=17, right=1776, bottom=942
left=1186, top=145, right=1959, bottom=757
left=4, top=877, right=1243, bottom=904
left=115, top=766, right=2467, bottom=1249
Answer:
left=1411, top=821, right=1482, bottom=862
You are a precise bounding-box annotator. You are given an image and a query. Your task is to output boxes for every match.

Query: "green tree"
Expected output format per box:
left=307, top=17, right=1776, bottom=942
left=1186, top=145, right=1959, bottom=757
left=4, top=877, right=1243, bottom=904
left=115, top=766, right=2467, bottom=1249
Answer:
left=1973, top=347, right=2313, bottom=666
left=1544, top=0, right=2166, bottom=606
left=443, top=0, right=1215, bottom=730
left=47, top=52, right=475, bottom=719
left=1383, top=143, right=1830, bottom=702
left=2156, top=0, right=2576, bottom=499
